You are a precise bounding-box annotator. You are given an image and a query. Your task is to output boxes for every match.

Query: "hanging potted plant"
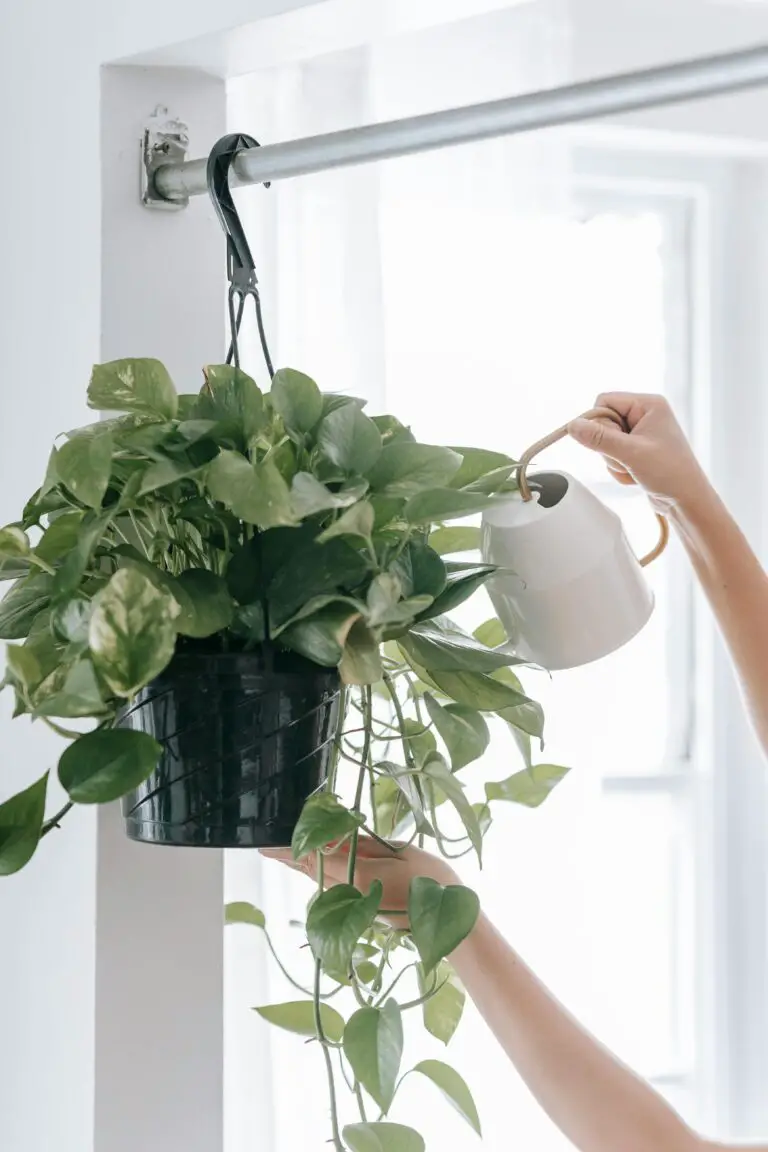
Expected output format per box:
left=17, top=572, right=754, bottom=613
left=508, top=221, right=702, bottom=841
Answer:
left=0, top=356, right=569, bottom=1148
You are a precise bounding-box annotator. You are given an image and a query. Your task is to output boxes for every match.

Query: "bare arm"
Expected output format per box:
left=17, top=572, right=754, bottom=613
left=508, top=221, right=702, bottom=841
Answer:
left=570, top=394, right=768, bottom=756
left=263, top=841, right=768, bottom=1152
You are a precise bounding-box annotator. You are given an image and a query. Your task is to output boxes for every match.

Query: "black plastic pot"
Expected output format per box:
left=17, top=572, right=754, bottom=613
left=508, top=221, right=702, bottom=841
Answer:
left=119, top=646, right=341, bottom=848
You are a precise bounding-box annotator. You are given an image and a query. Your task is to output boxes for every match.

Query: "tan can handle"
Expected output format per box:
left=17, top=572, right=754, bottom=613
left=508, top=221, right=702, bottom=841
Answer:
left=517, top=406, right=669, bottom=569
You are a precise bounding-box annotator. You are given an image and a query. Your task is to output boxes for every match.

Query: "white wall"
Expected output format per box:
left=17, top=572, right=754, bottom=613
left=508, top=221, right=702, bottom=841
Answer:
left=0, top=5, right=325, bottom=1152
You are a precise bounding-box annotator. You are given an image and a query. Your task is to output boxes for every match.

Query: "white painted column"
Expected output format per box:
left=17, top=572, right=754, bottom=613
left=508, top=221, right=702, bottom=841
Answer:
left=95, top=66, right=229, bottom=1152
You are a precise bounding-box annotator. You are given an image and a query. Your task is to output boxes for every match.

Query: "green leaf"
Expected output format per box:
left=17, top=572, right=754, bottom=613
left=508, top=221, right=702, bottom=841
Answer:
left=58, top=728, right=161, bottom=803
left=485, top=764, right=570, bottom=808
left=473, top=801, right=493, bottom=835
left=428, top=669, right=532, bottom=713
left=225, top=901, right=266, bottom=929
left=423, top=694, right=488, bottom=771
left=343, top=1001, right=403, bottom=1113
left=270, top=368, right=323, bottom=434
left=404, top=488, right=494, bottom=525
left=5, top=643, right=42, bottom=691
left=290, top=472, right=365, bottom=519
left=0, top=773, right=48, bottom=876
left=261, top=526, right=369, bottom=631
left=402, top=618, right=519, bottom=675
left=428, top=526, right=481, bottom=556
left=368, top=443, right=462, bottom=496
left=492, top=667, right=545, bottom=739
left=33, top=659, right=107, bottom=719
left=137, top=443, right=218, bottom=496
left=253, top=1000, right=345, bottom=1043
left=0, top=526, right=30, bottom=559
left=88, top=358, right=178, bottom=420
left=418, top=564, right=497, bottom=620
left=198, top=364, right=265, bottom=445
left=52, top=511, right=111, bottom=601
left=448, top=447, right=516, bottom=490
left=279, top=602, right=362, bottom=666
left=307, top=882, right=383, bottom=975
left=343, top=1123, right=425, bottom=1152
left=0, top=573, right=53, bottom=640
left=473, top=617, right=507, bottom=649
left=391, top=541, right=446, bottom=601
left=418, top=961, right=465, bottom=1045
left=89, top=568, right=179, bottom=697
left=35, top=512, right=85, bottom=564
left=168, top=570, right=234, bottom=638
left=291, top=793, right=364, bottom=860
left=206, top=451, right=297, bottom=529
left=402, top=718, right=436, bottom=769
left=366, top=573, right=402, bottom=627
left=339, top=618, right=383, bottom=686
left=422, top=753, right=483, bottom=864
left=51, top=594, right=93, bottom=646
left=412, top=1060, right=481, bottom=1135
left=371, top=415, right=415, bottom=446
left=408, top=876, right=480, bottom=975
left=374, top=762, right=432, bottom=836
left=316, top=404, right=383, bottom=475
left=317, top=501, right=375, bottom=545
left=56, top=431, right=113, bottom=509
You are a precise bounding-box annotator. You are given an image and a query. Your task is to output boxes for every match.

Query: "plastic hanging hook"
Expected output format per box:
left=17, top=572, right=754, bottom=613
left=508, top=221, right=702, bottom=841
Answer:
left=206, top=133, right=275, bottom=376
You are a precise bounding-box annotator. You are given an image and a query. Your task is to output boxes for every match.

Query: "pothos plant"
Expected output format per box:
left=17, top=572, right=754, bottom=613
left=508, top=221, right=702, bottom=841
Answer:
left=0, top=358, right=569, bottom=1151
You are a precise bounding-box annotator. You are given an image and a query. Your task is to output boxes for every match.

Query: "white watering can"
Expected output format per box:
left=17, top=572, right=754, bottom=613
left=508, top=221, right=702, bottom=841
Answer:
left=480, top=407, right=669, bottom=671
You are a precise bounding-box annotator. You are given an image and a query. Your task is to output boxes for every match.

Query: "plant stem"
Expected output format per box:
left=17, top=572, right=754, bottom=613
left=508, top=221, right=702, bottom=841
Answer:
left=40, top=800, right=73, bottom=839
left=313, top=850, right=344, bottom=1151
left=41, top=717, right=84, bottom=741
left=28, top=554, right=56, bottom=576
left=354, top=1083, right=368, bottom=1122
left=346, top=686, right=371, bottom=888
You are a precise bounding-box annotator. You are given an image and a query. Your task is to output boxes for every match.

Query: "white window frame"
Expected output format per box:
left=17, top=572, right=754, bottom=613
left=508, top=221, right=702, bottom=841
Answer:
left=572, top=141, right=768, bottom=1142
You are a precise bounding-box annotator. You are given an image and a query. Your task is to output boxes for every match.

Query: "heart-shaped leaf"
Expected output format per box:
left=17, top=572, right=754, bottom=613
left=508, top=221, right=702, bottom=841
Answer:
left=0, top=573, right=53, bottom=640
left=89, top=568, right=179, bottom=697
left=473, top=617, right=507, bottom=649
left=206, top=450, right=297, bottom=529
left=51, top=594, right=93, bottom=646
left=391, top=541, right=446, bottom=601
left=253, top=1000, right=345, bottom=1043
left=374, top=764, right=432, bottom=838
left=418, top=961, right=465, bottom=1045
left=307, top=881, right=383, bottom=975
left=35, top=512, right=85, bottom=564
left=417, top=564, right=497, bottom=620
left=411, top=1060, right=481, bottom=1135
left=428, top=669, right=533, bottom=713
left=279, top=601, right=362, bottom=666
left=291, top=793, right=364, bottom=861
left=0, top=773, right=48, bottom=876
left=447, top=446, right=516, bottom=490
left=422, top=753, right=483, bottom=864
left=423, top=694, right=489, bottom=771
left=56, top=431, right=113, bottom=509
left=404, top=488, right=494, bottom=525
left=316, top=404, right=383, bottom=475
left=225, top=901, right=266, bottom=928
left=485, top=764, right=570, bottom=808
left=339, top=618, right=383, bottom=686
left=317, top=501, right=375, bottom=545
left=403, top=618, right=519, bottom=675
left=270, top=368, right=323, bottom=434
left=168, top=570, right=234, bottom=638
left=342, top=1123, right=425, bottom=1152
left=88, top=358, right=178, bottom=420
left=58, top=728, right=161, bottom=803
left=408, top=876, right=480, bottom=975
left=428, top=526, right=481, bottom=556
left=368, top=443, right=462, bottom=496
left=198, top=364, right=265, bottom=445
left=33, top=659, right=107, bottom=719
left=0, top=526, right=30, bottom=559
left=343, top=1001, right=403, bottom=1112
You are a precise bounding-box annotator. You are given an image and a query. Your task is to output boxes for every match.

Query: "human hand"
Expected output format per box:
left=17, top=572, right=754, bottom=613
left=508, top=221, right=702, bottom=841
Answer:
left=568, top=392, right=709, bottom=512
left=260, top=837, right=458, bottom=928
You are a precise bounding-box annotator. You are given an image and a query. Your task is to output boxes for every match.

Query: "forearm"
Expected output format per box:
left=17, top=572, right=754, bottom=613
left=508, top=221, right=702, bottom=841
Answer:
left=672, top=483, right=768, bottom=754
left=451, top=914, right=700, bottom=1152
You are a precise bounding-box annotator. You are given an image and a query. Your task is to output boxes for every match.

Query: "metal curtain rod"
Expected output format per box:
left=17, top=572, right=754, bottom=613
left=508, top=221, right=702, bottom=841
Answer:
left=152, top=43, right=768, bottom=203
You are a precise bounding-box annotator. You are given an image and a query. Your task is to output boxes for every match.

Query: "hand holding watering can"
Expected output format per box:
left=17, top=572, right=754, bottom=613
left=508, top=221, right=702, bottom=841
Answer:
left=481, top=393, right=703, bottom=671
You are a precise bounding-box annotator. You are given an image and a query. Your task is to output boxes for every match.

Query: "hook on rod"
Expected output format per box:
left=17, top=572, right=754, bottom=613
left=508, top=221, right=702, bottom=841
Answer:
left=206, top=133, right=274, bottom=376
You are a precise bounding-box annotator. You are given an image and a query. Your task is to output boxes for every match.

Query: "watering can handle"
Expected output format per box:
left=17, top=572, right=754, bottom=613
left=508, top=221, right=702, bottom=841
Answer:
left=517, top=406, right=669, bottom=569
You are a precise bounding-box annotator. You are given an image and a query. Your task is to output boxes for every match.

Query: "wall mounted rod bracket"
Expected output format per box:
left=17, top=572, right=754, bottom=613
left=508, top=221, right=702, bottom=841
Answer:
left=141, top=106, right=190, bottom=210
left=140, top=44, right=768, bottom=209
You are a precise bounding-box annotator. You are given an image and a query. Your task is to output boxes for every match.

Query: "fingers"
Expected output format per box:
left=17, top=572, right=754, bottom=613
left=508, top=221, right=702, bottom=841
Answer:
left=568, top=416, right=633, bottom=461
left=595, top=392, right=666, bottom=430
